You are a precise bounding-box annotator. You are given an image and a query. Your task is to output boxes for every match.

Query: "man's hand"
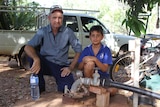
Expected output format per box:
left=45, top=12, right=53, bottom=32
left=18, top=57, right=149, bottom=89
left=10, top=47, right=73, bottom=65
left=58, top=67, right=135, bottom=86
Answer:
left=60, top=67, right=71, bottom=77
left=30, top=58, right=40, bottom=74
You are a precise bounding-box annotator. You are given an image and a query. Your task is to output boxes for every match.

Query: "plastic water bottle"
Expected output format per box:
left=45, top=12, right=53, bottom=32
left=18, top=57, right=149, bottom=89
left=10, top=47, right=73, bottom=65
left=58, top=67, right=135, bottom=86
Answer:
left=30, top=74, right=40, bottom=100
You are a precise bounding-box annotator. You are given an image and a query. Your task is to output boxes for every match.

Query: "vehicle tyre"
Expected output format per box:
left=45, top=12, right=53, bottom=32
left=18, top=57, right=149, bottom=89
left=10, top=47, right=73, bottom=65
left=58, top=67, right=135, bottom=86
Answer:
left=110, top=52, right=132, bottom=83
left=118, top=45, right=128, bottom=57
left=18, top=47, right=30, bottom=70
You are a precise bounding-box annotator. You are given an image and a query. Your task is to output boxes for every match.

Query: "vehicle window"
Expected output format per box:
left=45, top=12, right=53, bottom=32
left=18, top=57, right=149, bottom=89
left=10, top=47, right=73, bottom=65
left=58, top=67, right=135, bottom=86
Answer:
left=37, top=13, right=49, bottom=29
left=81, top=17, right=110, bottom=34
left=63, top=15, right=79, bottom=32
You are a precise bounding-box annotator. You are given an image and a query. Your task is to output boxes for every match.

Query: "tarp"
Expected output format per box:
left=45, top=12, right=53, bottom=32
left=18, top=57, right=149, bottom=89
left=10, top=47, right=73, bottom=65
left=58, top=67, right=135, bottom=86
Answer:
left=140, top=74, right=160, bottom=91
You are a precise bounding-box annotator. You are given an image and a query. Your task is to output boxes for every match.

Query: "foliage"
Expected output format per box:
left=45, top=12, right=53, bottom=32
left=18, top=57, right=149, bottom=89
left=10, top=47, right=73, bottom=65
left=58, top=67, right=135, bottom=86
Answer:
left=97, top=1, right=128, bottom=34
left=0, top=0, right=40, bottom=30
left=61, top=0, right=129, bottom=34
left=118, top=0, right=160, bottom=37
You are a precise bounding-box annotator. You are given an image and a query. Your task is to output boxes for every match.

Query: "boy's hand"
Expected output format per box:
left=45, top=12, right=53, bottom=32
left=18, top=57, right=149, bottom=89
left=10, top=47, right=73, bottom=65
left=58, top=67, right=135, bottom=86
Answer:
left=83, top=56, right=96, bottom=63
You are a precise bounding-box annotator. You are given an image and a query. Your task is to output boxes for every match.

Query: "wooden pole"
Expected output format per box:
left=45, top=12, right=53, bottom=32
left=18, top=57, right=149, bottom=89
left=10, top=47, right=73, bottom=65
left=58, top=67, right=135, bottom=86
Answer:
left=133, top=39, right=140, bottom=107
left=129, top=38, right=140, bottom=107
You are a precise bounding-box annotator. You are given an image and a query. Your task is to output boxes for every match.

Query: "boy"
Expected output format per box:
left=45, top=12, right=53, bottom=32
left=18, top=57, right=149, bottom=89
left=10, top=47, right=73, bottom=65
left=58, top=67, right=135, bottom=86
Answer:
left=78, top=25, right=117, bottom=95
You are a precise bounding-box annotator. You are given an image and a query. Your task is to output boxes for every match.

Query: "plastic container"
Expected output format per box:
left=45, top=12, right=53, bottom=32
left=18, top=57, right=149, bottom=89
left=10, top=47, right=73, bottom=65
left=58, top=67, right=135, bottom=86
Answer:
left=30, top=74, right=40, bottom=100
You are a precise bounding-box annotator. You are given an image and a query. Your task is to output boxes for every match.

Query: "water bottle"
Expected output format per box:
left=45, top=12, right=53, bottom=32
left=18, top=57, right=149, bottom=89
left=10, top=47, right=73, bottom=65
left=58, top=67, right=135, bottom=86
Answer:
left=30, top=73, right=40, bottom=100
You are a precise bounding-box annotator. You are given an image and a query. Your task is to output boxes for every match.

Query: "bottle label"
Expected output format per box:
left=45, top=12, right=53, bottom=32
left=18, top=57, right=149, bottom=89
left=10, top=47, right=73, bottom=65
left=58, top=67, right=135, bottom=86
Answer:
left=30, top=78, right=36, bottom=84
left=30, top=75, right=38, bottom=84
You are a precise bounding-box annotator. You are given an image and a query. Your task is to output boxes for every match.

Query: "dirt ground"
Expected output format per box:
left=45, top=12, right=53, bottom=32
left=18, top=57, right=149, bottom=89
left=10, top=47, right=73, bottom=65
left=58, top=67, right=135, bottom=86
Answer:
left=0, top=56, right=160, bottom=107
left=0, top=57, right=58, bottom=107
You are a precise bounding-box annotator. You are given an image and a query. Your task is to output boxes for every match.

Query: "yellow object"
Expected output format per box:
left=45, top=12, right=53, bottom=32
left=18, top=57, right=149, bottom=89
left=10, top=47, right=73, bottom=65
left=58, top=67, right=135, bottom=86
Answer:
left=114, top=64, right=120, bottom=72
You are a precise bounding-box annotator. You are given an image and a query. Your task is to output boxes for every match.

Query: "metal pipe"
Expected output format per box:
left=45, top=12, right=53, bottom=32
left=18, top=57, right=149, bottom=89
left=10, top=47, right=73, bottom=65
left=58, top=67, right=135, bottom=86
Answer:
left=101, top=79, right=160, bottom=99
left=70, top=78, right=82, bottom=93
left=0, top=5, right=99, bottom=13
left=70, top=78, right=92, bottom=93
left=70, top=70, right=100, bottom=93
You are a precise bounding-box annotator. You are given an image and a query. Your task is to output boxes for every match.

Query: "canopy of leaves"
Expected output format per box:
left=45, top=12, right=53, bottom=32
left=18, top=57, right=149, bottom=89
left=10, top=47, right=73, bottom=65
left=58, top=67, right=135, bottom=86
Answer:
left=119, top=0, right=160, bottom=37
left=0, top=0, right=40, bottom=30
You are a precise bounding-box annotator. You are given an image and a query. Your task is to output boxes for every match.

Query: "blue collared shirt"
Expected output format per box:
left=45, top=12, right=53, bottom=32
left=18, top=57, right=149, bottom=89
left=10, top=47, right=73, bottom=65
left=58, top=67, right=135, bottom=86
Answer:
left=78, top=44, right=112, bottom=78
left=28, top=24, right=82, bottom=65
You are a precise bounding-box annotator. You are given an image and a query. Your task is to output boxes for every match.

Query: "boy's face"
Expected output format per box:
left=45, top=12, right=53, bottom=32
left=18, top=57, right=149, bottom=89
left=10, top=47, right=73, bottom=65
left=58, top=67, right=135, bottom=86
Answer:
left=89, top=31, right=103, bottom=45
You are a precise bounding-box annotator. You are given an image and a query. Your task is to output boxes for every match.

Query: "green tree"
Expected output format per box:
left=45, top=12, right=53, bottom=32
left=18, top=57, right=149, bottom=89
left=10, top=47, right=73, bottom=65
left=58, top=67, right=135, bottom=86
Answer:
left=0, top=0, right=11, bottom=29
left=0, top=0, right=40, bottom=30
left=62, top=0, right=128, bottom=34
left=119, top=0, right=160, bottom=37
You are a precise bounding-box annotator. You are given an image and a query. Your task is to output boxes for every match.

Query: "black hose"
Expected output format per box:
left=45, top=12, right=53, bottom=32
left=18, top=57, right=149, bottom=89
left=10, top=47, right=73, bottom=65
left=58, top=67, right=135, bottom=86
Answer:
left=101, top=79, right=160, bottom=99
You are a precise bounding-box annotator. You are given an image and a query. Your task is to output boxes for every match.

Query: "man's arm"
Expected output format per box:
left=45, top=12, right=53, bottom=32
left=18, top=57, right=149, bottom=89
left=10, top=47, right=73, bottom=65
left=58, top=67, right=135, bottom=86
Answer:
left=69, top=52, right=81, bottom=70
left=24, top=45, right=40, bottom=74
left=60, top=52, right=80, bottom=77
left=78, top=61, right=84, bottom=71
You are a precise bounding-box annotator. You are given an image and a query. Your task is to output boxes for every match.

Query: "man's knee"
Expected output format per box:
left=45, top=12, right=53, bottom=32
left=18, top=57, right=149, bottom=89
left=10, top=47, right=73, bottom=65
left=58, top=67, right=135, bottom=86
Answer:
left=57, top=74, right=74, bottom=92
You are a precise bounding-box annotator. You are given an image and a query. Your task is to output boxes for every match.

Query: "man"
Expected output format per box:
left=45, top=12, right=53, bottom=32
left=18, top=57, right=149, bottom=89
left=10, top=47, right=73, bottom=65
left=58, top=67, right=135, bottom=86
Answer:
left=24, top=5, right=82, bottom=93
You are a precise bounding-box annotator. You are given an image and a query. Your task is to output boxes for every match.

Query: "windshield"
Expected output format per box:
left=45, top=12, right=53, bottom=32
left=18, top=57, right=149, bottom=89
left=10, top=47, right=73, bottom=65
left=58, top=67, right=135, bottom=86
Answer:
left=81, top=17, right=110, bottom=34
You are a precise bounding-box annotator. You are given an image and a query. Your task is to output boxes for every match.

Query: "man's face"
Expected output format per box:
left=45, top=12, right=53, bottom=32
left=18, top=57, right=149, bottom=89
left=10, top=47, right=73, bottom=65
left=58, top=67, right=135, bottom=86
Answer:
left=48, top=11, right=63, bottom=29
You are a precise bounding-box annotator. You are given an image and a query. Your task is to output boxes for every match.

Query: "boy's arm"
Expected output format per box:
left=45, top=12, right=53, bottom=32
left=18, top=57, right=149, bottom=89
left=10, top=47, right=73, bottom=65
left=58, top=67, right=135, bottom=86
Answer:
left=82, top=56, right=109, bottom=72
left=94, top=58, right=109, bottom=72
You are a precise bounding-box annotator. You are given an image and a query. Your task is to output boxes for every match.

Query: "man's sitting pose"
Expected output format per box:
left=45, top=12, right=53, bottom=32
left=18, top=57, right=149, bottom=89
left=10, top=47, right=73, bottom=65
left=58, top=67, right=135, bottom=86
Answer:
left=24, top=5, right=82, bottom=93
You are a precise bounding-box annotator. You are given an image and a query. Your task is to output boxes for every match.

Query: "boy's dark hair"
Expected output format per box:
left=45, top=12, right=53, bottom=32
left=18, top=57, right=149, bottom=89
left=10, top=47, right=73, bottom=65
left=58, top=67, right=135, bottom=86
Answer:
left=89, top=25, right=103, bottom=35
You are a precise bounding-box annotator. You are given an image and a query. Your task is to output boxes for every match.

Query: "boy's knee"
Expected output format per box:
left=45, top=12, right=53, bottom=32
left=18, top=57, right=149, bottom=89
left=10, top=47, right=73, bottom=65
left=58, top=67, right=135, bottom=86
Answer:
left=83, top=61, right=95, bottom=78
left=84, top=61, right=95, bottom=70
